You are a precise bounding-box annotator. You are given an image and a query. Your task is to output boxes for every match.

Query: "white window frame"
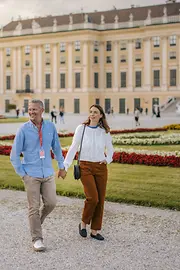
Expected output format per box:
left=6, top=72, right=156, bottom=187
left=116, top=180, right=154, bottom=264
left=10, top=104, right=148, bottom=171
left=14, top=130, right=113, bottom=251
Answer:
left=45, top=44, right=50, bottom=53
left=6, top=48, right=11, bottom=56
left=120, top=55, right=126, bottom=63
left=170, top=35, right=176, bottom=46
left=75, top=56, right=81, bottom=64
left=25, top=45, right=31, bottom=55
left=120, top=42, right=127, bottom=50
left=60, top=56, right=66, bottom=64
left=75, top=41, right=80, bottom=51
left=60, top=42, right=66, bottom=52
left=153, top=36, right=160, bottom=47
left=94, top=41, right=99, bottom=52
left=153, top=52, right=160, bottom=60
left=169, top=51, right=176, bottom=60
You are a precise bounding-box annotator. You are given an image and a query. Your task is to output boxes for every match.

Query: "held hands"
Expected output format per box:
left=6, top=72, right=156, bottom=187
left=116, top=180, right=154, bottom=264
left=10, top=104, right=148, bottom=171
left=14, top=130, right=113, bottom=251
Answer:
left=58, top=169, right=67, bottom=179
left=99, top=160, right=107, bottom=164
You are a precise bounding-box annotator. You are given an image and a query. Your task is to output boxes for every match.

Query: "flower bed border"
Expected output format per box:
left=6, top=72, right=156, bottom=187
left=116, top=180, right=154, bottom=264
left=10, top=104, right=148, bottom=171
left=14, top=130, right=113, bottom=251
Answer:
left=1, top=145, right=180, bottom=168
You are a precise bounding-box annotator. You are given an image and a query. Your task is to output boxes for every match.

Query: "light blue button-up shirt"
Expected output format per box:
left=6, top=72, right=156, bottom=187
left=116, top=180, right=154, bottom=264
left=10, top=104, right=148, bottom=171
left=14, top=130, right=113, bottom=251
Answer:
left=10, top=120, right=64, bottom=178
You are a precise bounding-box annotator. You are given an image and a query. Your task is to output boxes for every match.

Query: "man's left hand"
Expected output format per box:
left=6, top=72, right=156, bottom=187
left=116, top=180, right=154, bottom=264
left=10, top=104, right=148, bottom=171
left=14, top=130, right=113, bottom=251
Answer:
left=58, top=169, right=67, bottom=179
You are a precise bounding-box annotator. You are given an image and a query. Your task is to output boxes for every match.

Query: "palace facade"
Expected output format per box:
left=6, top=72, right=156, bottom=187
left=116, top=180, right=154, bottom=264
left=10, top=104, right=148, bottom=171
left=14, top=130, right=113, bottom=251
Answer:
left=0, top=0, right=180, bottom=114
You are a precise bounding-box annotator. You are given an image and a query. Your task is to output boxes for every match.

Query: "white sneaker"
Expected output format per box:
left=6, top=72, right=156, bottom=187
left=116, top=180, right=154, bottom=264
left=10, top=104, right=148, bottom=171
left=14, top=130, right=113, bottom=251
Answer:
left=33, top=239, right=46, bottom=252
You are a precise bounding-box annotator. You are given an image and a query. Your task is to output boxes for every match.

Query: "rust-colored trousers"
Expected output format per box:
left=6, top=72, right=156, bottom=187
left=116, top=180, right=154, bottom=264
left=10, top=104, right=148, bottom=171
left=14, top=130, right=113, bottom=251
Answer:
left=80, top=161, right=107, bottom=230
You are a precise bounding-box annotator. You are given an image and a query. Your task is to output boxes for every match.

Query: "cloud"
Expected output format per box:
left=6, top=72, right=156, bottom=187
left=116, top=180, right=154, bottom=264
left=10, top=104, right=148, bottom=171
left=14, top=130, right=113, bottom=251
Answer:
left=0, top=0, right=164, bottom=26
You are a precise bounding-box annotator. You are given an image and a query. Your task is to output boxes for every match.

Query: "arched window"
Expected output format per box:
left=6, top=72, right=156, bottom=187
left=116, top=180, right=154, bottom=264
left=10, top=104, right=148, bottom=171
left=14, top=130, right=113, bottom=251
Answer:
left=25, top=74, right=30, bottom=91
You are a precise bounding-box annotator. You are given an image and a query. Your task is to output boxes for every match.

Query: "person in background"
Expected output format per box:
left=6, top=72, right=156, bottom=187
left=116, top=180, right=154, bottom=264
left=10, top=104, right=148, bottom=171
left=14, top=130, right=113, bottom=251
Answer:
left=110, top=107, right=114, bottom=117
left=134, top=107, right=140, bottom=126
left=127, top=108, right=129, bottom=115
left=156, top=106, right=161, bottom=118
left=64, top=104, right=114, bottom=241
left=51, top=106, right=57, bottom=124
left=22, top=106, right=25, bottom=116
left=10, top=99, right=66, bottom=252
left=59, top=106, right=65, bottom=124
left=16, top=107, right=20, bottom=118
left=145, top=108, right=148, bottom=115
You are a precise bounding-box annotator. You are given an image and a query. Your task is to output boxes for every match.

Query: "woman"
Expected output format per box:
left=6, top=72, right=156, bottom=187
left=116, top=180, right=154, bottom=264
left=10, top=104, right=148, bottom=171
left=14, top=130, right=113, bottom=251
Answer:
left=64, top=105, right=114, bottom=241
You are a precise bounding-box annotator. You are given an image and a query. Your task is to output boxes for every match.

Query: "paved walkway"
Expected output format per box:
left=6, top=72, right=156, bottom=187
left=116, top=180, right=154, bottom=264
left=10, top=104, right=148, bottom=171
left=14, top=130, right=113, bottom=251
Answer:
left=0, top=190, right=179, bottom=270
left=0, top=113, right=180, bottom=135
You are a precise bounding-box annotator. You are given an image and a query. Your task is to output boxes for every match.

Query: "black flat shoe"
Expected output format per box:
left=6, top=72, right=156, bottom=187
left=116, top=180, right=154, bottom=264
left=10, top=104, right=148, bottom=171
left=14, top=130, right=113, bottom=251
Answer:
left=79, top=223, right=87, bottom=238
left=90, top=233, right=104, bottom=241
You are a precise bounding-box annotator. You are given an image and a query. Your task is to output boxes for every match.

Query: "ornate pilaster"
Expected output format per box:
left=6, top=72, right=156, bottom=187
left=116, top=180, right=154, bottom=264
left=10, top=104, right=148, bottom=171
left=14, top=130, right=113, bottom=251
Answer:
left=128, top=40, right=133, bottom=91
left=82, top=41, right=88, bottom=91
left=162, top=36, right=168, bottom=91
left=32, top=46, right=37, bottom=91
left=0, top=49, right=4, bottom=94
left=67, top=42, right=73, bottom=92
left=113, top=41, right=119, bottom=91
left=52, top=43, right=58, bottom=92
left=143, top=38, right=151, bottom=91
left=37, top=45, right=42, bottom=93
left=99, top=41, right=105, bottom=90
left=17, top=47, right=22, bottom=90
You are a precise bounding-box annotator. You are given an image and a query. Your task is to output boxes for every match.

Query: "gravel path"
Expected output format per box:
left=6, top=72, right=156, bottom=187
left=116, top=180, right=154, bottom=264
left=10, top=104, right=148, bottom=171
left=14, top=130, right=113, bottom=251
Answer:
left=0, top=190, right=179, bottom=270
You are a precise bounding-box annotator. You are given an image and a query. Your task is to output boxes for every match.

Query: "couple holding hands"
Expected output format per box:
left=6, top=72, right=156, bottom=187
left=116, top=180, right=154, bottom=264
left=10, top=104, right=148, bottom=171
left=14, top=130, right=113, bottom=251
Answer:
left=10, top=99, right=114, bottom=251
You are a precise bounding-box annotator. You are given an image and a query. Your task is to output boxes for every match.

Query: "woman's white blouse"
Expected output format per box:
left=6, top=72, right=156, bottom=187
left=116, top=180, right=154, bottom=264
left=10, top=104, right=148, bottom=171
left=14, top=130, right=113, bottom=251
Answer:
left=63, top=124, right=114, bottom=171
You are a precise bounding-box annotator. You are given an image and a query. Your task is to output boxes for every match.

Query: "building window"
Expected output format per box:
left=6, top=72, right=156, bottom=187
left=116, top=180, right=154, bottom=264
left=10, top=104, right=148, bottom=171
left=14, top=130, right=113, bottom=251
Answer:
left=170, top=35, right=176, bottom=46
left=75, top=56, right=81, bottom=64
left=120, top=55, right=126, bottom=63
left=120, top=42, right=126, bottom=50
left=134, top=98, right=140, bottom=111
left=135, top=39, right=141, bottom=49
left=153, top=36, right=160, bottom=47
left=135, top=55, right=141, bottom=62
left=106, top=73, right=112, bottom=88
left=106, top=41, right=112, bottom=51
left=75, top=41, right=80, bottom=51
left=60, top=73, right=66, bottom=88
left=94, top=73, right=99, bottom=88
left=135, top=71, right=141, bottom=87
left=45, top=58, right=50, bottom=65
left=60, top=56, right=66, bottom=64
left=44, top=99, right=50, bottom=113
left=5, top=99, right=10, bottom=112
left=153, top=70, right=160, bottom=87
left=25, top=60, right=30, bottom=66
left=6, top=61, right=11, bottom=67
left=170, top=69, right=176, bottom=86
left=6, top=48, right=11, bottom=56
left=75, top=73, right=81, bottom=88
left=74, top=99, right=80, bottom=113
left=119, top=98, right=126, bottom=114
left=106, top=56, right=112, bottom=63
left=25, top=45, right=30, bottom=55
left=25, top=74, right=30, bottom=91
left=153, top=52, right=160, bottom=60
left=45, top=44, right=50, bottom=53
left=45, top=74, right=51, bottom=89
left=59, top=99, right=65, bottom=109
left=94, top=41, right=99, bottom=52
left=121, top=72, right=126, bottom=88
left=94, top=56, right=98, bottom=64
left=6, top=76, right=11, bottom=90
left=24, top=99, right=29, bottom=113
left=105, top=98, right=111, bottom=113
left=169, top=51, right=176, bottom=60
left=95, top=98, right=100, bottom=105
left=60, top=42, right=66, bottom=52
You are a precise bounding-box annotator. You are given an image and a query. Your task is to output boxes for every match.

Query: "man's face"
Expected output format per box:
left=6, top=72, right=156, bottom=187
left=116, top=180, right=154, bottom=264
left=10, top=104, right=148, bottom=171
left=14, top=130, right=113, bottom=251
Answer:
left=28, top=102, right=44, bottom=122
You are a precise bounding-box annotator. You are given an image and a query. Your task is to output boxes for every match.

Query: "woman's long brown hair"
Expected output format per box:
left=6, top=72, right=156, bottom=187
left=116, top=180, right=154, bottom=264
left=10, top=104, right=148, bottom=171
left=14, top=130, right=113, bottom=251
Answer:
left=83, top=104, right=110, bottom=133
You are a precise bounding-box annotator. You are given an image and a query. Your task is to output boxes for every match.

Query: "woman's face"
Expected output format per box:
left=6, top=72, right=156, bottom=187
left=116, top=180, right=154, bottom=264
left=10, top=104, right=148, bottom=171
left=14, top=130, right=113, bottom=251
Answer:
left=89, top=106, right=103, bottom=123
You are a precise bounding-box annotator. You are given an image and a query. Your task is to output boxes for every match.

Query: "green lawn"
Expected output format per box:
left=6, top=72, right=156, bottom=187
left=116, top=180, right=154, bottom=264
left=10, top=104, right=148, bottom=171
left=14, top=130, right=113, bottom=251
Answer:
left=0, top=117, right=29, bottom=123
left=1, top=155, right=180, bottom=210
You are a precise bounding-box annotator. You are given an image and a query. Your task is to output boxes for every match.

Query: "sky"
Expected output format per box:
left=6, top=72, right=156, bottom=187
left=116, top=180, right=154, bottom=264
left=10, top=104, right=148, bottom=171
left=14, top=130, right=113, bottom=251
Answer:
left=0, top=0, right=170, bottom=27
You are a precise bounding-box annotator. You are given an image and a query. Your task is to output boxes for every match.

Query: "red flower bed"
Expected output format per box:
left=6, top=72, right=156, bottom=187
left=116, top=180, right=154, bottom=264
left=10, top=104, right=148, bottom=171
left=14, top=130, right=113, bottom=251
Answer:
left=112, top=151, right=180, bottom=167
left=0, top=135, right=15, bottom=141
left=1, top=145, right=180, bottom=167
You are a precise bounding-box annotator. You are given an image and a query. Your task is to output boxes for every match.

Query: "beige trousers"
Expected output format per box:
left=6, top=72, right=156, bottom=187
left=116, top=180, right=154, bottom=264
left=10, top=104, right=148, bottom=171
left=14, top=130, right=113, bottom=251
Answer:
left=23, top=175, right=57, bottom=242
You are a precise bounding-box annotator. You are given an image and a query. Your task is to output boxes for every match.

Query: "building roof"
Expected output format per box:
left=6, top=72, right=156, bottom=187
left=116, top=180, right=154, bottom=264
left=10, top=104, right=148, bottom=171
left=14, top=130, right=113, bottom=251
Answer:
left=3, top=1, right=180, bottom=31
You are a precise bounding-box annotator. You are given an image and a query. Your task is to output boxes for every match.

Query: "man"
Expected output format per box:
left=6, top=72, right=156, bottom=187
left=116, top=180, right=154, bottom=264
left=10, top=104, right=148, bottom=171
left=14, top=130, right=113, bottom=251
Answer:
left=10, top=99, right=66, bottom=252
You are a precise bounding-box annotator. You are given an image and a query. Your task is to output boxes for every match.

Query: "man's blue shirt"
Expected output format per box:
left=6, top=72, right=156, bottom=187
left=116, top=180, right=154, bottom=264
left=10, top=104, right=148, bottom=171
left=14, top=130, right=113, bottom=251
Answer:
left=10, top=120, right=64, bottom=178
